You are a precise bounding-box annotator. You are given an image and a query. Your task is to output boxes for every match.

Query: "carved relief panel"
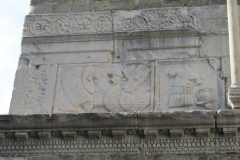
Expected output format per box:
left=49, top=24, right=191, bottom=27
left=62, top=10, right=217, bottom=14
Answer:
left=155, top=59, right=224, bottom=111
left=53, top=63, right=154, bottom=113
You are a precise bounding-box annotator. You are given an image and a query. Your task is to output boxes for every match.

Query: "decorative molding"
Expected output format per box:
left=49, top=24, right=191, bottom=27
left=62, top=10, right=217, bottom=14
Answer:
left=23, top=12, right=113, bottom=37
left=113, top=7, right=199, bottom=32
left=22, top=7, right=200, bottom=37
left=0, top=137, right=239, bottom=156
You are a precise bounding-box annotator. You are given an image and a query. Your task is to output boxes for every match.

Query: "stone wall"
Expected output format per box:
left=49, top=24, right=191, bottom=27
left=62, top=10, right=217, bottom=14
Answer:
left=10, top=4, right=233, bottom=114
left=5, top=0, right=240, bottom=159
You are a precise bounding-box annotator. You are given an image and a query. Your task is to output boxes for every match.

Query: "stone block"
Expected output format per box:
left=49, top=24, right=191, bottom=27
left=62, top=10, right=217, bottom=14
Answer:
left=221, top=56, right=231, bottom=78
left=112, top=130, right=126, bottom=139
left=211, top=0, right=226, bottom=5
left=155, top=59, right=222, bottom=112
left=29, top=4, right=52, bottom=14
left=113, top=7, right=199, bottom=33
left=144, top=129, right=158, bottom=139
left=88, top=130, right=102, bottom=139
left=9, top=65, right=57, bottom=115
left=161, top=0, right=181, bottom=7
left=23, top=12, right=113, bottom=37
left=201, top=18, right=228, bottom=30
left=53, top=63, right=152, bottom=113
left=38, top=132, right=52, bottom=140
left=94, top=0, right=138, bottom=11
left=70, top=2, right=93, bottom=13
left=52, top=2, right=71, bottom=13
left=200, top=5, right=227, bottom=19
left=138, top=0, right=161, bottom=9
left=62, top=131, right=77, bottom=140
left=196, top=128, right=210, bottom=138
left=15, top=132, right=28, bottom=142
left=20, top=52, right=112, bottom=66
left=170, top=129, right=184, bottom=138
left=114, top=36, right=200, bottom=62
left=21, top=41, right=113, bottom=55
left=200, top=35, right=229, bottom=57
left=223, top=128, right=237, bottom=137
left=0, top=133, right=5, bottom=141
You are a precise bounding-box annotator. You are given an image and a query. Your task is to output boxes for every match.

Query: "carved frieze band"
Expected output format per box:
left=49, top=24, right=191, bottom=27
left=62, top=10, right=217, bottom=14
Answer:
left=23, top=7, right=199, bottom=37
left=0, top=137, right=238, bottom=156
left=113, top=7, right=199, bottom=32
left=23, top=12, right=113, bottom=37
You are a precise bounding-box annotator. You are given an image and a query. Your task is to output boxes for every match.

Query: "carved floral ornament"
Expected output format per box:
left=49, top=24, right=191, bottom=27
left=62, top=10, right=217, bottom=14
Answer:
left=23, top=7, right=199, bottom=37
left=23, top=13, right=113, bottom=36
left=114, top=7, right=198, bottom=32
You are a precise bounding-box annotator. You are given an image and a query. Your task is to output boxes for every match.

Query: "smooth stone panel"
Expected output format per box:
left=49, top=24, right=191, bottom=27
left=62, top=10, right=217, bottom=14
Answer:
left=21, top=41, right=114, bottom=54
left=20, top=52, right=112, bottom=65
left=200, top=35, right=229, bottom=57
left=29, top=4, right=52, bottom=14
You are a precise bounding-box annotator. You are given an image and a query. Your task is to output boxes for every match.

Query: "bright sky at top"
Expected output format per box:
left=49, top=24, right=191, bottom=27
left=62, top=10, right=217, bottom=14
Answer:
left=0, top=0, right=30, bottom=114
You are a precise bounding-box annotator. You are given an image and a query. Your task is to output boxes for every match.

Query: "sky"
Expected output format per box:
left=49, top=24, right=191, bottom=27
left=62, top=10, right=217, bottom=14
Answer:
left=0, top=0, right=30, bottom=114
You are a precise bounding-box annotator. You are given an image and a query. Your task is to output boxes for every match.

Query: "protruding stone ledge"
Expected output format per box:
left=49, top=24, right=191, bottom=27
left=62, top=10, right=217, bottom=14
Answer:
left=88, top=130, right=102, bottom=139
left=38, top=131, right=52, bottom=141
left=144, top=129, right=158, bottom=139
left=170, top=129, right=184, bottom=138
left=112, top=130, right=126, bottom=140
left=62, top=131, right=77, bottom=140
left=15, top=132, right=28, bottom=142
left=196, top=128, right=210, bottom=138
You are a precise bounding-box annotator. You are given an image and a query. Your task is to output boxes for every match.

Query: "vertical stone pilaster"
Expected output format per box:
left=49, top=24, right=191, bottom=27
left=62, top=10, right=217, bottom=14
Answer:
left=227, top=0, right=240, bottom=109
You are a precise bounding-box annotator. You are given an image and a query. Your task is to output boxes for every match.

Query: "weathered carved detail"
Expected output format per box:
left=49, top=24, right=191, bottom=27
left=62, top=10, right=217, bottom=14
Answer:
left=23, top=12, right=113, bottom=37
left=38, top=132, right=52, bottom=141
left=88, top=131, right=102, bottom=139
left=114, top=7, right=199, bottom=32
left=0, top=133, right=5, bottom=142
left=54, top=64, right=151, bottom=113
left=196, top=129, right=210, bottom=138
left=144, top=129, right=158, bottom=139
left=62, top=131, right=77, bottom=140
left=112, top=130, right=126, bottom=140
left=0, top=137, right=238, bottom=156
left=155, top=59, right=223, bottom=111
left=15, top=132, right=28, bottom=142
left=223, top=128, right=237, bottom=137
left=170, top=129, right=184, bottom=139
left=19, top=67, right=47, bottom=114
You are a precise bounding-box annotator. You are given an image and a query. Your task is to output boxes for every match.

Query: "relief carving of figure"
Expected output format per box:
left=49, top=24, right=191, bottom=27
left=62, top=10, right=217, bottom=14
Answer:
left=196, top=88, right=214, bottom=110
left=58, top=64, right=151, bottom=113
left=167, top=67, right=201, bottom=108
left=104, top=65, right=125, bottom=113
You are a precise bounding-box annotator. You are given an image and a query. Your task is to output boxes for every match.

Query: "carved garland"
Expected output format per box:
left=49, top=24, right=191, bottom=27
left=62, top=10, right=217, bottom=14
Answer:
left=23, top=13, right=113, bottom=37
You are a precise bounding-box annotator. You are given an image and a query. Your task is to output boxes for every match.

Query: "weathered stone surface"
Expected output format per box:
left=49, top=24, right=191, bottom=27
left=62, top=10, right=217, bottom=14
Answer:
left=20, top=52, right=112, bottom=65
left=53, top=63, right=152, bottom=113
left=114, top=36, right=200, bottom=62
left=70, top=2, right=93, bottom=13
left=200, top=5, right=227, bottom=19
left=52, top=2, right=72, bottom=13
left=29, top=4, right=52, bottom=14
left=23, top=12, right=113, bottom=37
left=6, top=1, right=240, bottom=159
left=94, top=0, right=138, bottom=11
left=200, top=35, right=229, bottom=57
left=155, top=59, right=222, bottom=111
left=138, top=0, right=161, bottom=9
left=21, top=41, right=113, bottom=54
left=113, top=7, right=199, bottom=33
left=221, top=56, right=231, bottom=78
left=201, top=18, right=228, bottom=30
left=9, top=65, right=57, bottom=115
